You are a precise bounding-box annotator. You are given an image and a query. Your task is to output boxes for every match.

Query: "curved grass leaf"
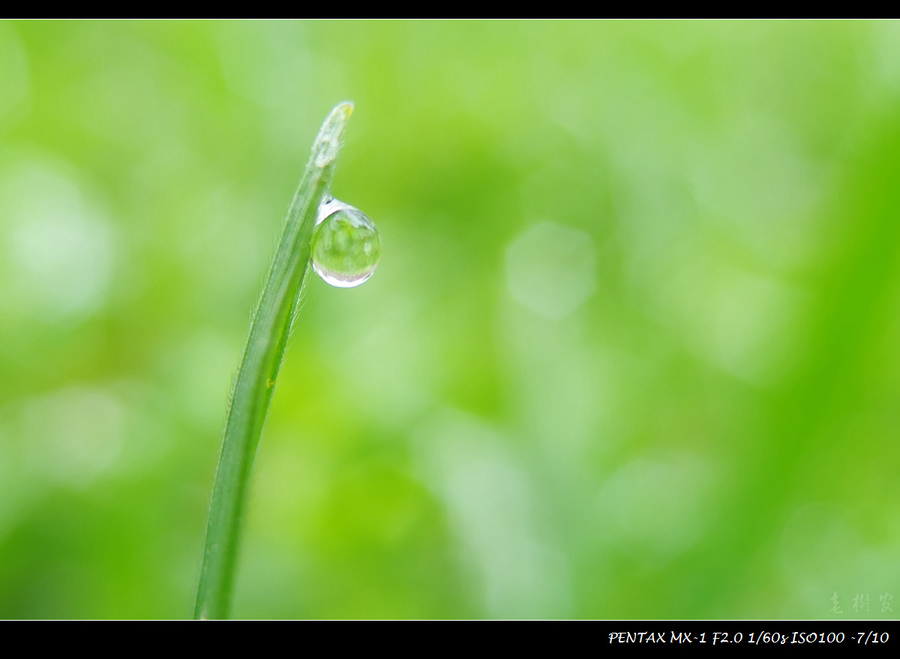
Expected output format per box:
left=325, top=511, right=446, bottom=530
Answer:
left=194, top=102, right=354, bottom=620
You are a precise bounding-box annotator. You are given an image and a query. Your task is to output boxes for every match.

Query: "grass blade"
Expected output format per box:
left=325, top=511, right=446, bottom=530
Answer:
left=194, top=102, right=354, bottom=620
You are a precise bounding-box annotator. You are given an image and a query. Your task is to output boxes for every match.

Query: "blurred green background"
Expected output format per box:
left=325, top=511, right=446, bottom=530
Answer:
left=0, top=20, right=898, bottom=619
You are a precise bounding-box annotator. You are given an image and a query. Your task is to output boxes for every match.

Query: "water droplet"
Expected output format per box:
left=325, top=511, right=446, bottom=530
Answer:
left=312, top=197, right=381, bottom=288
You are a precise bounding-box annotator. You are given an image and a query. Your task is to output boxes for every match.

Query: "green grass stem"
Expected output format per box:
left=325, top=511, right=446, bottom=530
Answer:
left=194, top=102, right=354, bottom=620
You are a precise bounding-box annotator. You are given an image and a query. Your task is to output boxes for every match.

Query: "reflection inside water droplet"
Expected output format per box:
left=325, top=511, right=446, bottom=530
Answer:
left=312, top=197, right=381, bottom=288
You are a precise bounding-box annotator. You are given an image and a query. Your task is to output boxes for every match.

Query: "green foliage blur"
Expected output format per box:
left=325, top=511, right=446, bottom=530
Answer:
left=0, top=20, right=899, bottom=619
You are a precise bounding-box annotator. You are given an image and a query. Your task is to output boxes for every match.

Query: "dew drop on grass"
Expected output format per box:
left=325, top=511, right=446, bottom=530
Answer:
left=312, top=197, right=381, bottom=288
